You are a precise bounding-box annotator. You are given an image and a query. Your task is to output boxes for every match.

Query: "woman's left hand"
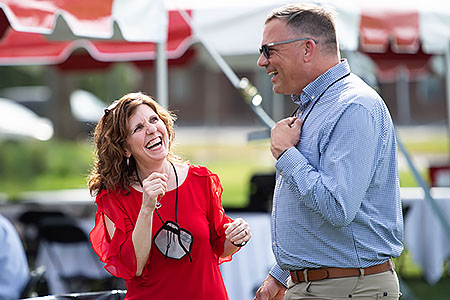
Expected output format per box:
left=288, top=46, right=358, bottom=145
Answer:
left=224, top=218, right=251, bottom=247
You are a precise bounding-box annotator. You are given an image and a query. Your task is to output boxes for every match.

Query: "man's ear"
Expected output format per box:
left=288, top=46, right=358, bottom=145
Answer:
left=303, top=40, right=316, bottom=63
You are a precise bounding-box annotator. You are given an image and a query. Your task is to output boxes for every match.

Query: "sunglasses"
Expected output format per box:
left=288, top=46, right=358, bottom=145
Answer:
left=104, top=100, right=119, bottom=116
left=259, top=38, right=318, bottom=59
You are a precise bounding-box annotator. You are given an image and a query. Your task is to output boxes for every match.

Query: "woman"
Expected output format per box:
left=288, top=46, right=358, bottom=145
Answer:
left=88, top=92, right=251, bottom=299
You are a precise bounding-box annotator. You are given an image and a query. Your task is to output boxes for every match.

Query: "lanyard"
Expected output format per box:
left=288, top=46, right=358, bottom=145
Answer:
left=136, top=161, right=179, bottom=224
left=292, top=72, right=350, bottom=125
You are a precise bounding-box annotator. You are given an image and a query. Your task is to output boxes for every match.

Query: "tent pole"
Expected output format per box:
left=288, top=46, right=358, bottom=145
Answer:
left=156, top=41, right=168, bottom=109
left=396, top=66, right=411, bottom=125
left=446, top=40, right=450, bottom=156
left=177, top=9, right=275, bottom=129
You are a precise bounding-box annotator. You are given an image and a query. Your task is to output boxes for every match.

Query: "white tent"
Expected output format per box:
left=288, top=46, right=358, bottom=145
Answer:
left=1, top=0, right=450, bottom=130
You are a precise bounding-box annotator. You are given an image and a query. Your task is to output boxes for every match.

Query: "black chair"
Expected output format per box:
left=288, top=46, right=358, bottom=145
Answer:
left=20, top=265, right=46, bottom=299
left=224, top=172, right=275, bottom=213
left=18, top=210, right=66, bottom=268
left=36, top=216, right=108, bottom=294
left=19, top=211, right=66, bottom=225
left=20, top=290, right=127, bottom=300
left=247, top=173, right=275, bottom=212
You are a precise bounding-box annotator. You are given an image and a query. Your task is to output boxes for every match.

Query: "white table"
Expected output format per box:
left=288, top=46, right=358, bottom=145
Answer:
left=18, top=189, right=97, bottom=218
left=220, top=212, right=275, bottom=300
left=402, top=187, right=450, bottom=285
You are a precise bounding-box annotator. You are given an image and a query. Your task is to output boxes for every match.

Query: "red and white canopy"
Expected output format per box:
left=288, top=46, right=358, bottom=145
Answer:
left=0, top=10, right=193, bottom=67
left=0, top=0, right=450, bottom=74
left=0, top=0, right=168, bottom=41
left=0, top=0, right=195, bottom=67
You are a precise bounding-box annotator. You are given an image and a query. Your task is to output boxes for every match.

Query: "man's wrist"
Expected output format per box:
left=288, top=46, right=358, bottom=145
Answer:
left=277, top=148, right=289, bottom=160
left=269, top=264, right=290, bottom=288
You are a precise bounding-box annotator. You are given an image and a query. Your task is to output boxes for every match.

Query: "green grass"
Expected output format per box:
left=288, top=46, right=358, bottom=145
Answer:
left=395, top=250, right=450, bottom=300
left=0, top=139, right=93, bottom=199
left=174, top=141, right=274, bottom=207
left=1, top=132, right=447, bottom=204
left=399, top=170, right=429, bottom=187
left=397, top=132, right=448, bottom=187
left=401, top=276, right=450, bottom=300
left=402, top=139, right=448, bottom=154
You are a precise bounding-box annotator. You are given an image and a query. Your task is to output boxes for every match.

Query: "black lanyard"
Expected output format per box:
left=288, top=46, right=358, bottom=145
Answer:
left=292, top=73, right=350, bottom=125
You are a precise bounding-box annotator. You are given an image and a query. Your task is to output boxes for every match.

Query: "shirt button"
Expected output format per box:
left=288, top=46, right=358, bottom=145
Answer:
left=273, top=241, right=277, bottom=246
left=280, top=171, right=284, bottom=176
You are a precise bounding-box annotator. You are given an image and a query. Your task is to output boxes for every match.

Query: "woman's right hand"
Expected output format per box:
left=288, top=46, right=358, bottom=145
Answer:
left=141, top=172, right=168, bottom=211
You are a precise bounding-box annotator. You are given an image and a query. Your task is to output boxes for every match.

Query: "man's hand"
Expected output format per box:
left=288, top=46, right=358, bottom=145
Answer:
left=254, top=275, right=287, bottom=300
left=270, top=117, right=302, bottom=159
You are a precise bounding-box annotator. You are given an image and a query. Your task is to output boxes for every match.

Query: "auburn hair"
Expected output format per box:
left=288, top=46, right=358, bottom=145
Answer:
left=88, top=92, right=181, bottom=196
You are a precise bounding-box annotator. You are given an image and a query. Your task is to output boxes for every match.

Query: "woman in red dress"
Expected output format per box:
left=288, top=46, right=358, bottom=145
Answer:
left=88, top=92, right=251, bottom=299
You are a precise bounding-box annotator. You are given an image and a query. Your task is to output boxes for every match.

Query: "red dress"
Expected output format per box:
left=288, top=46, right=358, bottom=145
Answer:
left=89, top=165, right=235, bottom=300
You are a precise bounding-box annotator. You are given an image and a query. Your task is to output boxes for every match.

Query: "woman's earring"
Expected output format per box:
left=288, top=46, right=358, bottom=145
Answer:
left=126, top=157, right=130, bottom=167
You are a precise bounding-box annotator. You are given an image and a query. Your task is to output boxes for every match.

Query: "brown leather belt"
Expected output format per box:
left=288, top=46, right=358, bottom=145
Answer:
left=290, top=260, right=393, bottom=283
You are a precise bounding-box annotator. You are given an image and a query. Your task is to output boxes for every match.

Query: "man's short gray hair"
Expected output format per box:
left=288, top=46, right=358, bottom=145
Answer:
left=266, top=3, right=338, bottom=54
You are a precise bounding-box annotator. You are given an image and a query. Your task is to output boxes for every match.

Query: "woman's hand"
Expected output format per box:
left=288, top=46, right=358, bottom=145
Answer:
left=224, top=218, right=251, bottom=247
left=141, top=172, right=168, bottom=211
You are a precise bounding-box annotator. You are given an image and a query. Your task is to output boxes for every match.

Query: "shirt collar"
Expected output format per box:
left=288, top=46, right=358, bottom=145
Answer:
left=291, top=59, right=351, bottom=112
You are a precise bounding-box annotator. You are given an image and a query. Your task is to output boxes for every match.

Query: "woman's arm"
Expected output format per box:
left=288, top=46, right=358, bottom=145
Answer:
left=131, top=200, right=154, bottom=276
left=131, top=172, right=168, bottom=276
left=102, top=195, right=155, bottom=277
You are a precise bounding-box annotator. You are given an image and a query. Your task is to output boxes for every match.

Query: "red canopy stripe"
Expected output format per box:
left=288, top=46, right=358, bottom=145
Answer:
left=359, top=9, right=420, bottom=54
left=0, top=0, right=114, bottom=36
left=0, top=10, right=193, bottom=69
left=359, top=9, right=431, bottom=82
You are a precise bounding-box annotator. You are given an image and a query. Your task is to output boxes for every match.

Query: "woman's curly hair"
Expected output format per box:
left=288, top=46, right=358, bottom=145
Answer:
left=88, top=92, right=181, bottom=196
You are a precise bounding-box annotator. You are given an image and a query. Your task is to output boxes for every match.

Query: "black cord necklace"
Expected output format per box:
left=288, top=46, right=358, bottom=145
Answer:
left=136, top=161, right=179, bottom=223
left=291, top=72, right=350, bottom=125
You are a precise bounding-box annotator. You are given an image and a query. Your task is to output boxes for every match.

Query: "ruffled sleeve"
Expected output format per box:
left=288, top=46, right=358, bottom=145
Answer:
left=193, top=166, right=235, bottom=264
left=89, top=189, right=137, bottom=280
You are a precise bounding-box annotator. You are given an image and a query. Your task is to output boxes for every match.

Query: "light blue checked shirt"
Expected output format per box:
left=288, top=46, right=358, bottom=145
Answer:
left=269, top=59, right=404, bottom=286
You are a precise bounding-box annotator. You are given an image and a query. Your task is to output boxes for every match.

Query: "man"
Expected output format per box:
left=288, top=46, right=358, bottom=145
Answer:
left=254, top=4, right=404, bottom=300
left=0, top=213, right=30, bottom=300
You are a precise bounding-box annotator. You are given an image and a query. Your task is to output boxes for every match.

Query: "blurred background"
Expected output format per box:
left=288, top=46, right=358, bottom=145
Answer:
left=0, top=0, right=449, bottom=299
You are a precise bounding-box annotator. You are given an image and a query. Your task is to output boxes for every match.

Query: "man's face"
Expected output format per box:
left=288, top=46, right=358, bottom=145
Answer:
left=257, top=19, right=307, bottom=95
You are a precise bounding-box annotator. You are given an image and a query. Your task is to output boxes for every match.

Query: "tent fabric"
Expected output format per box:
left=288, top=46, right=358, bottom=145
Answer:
left=358, top=9, right=432, bottom=82
left=0, top=0, right=167, bottom=42
left=359, top=10, right=420, bottom=54
left=0, top=0, right=450, bottom=76
left=0, top=10, right=192, bottom=66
